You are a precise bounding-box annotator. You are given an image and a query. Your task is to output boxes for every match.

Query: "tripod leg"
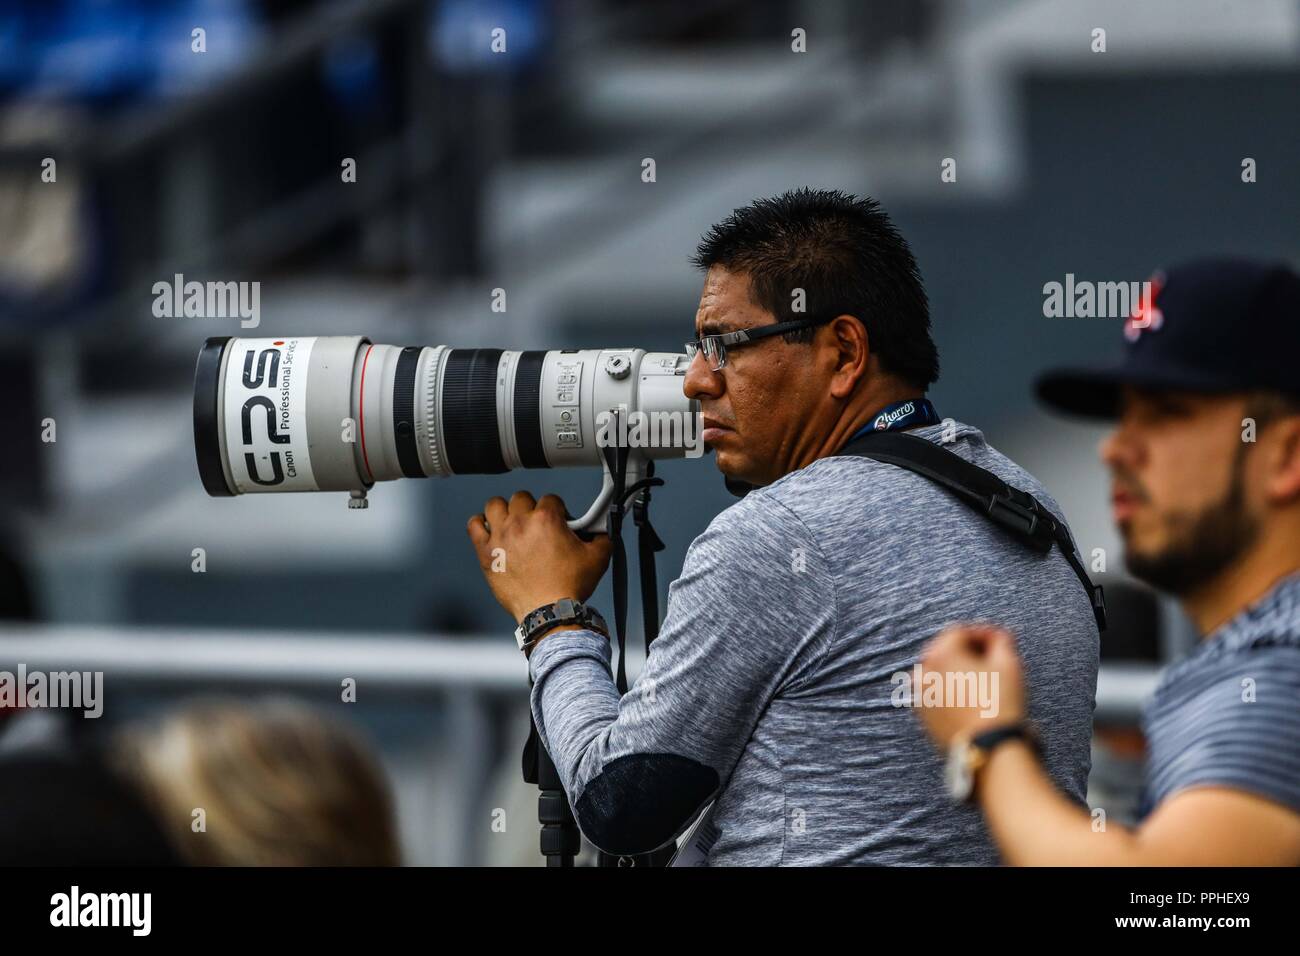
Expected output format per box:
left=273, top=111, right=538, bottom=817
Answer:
left=525, top=721, right=581, bottom=866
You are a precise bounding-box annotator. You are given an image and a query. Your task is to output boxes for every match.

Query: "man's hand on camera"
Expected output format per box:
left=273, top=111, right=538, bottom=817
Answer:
left=915, top=624, right=1027, bottom=747
left=466, top=491, right=613, bottom=624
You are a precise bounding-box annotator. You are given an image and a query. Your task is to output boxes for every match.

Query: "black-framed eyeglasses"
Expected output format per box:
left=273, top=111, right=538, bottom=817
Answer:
left=685, top=317, right=831, bottom=372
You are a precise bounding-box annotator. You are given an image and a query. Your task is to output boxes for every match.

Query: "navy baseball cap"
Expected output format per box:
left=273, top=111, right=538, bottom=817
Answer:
left=1035, top=257, right=1300, bottom=419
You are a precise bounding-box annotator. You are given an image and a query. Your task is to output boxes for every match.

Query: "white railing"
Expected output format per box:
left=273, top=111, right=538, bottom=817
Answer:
left=0, top=624, right=526, bottom=690
left=0, top=623, right=1158, bottom=718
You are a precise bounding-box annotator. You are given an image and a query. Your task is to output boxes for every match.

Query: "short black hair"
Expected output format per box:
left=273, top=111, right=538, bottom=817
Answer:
left=691, top=188, right=939, bottom=390
left=1245, top=389, right=1300, bottom=427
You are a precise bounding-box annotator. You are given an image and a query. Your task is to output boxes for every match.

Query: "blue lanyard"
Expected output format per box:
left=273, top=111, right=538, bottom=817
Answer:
left=847, top=398, right=941, bottom=444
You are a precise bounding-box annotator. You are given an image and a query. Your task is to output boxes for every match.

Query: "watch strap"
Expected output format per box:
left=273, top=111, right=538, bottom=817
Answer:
left=970, top=721, right=1040, bottom=758
left=515, top=599, right=608, bottom=653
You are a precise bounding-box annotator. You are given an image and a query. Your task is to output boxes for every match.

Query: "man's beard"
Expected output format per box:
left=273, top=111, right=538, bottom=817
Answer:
left=1123, top=448, right=1260, bottom=596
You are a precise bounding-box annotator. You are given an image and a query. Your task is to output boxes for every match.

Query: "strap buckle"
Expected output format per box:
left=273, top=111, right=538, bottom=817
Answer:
left=985, top=494, right=1054, bottom=553
left=1091, top=584, right=1108, bottom=631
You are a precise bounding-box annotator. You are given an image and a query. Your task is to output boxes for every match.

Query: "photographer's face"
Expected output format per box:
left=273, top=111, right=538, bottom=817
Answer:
left=684, top=267, right=831, bottom=486
left=1100, top=388, right=1262, bottom=595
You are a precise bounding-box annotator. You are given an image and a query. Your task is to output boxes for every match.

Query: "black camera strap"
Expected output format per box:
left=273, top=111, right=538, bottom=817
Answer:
left=595, top=432, right=676, bottom=867
left=837, top=430, right=1106, bottom=631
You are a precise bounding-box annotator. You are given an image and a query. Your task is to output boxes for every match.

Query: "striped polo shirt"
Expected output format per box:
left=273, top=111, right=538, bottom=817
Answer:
left=1141, top=572, right=1300, bottom=818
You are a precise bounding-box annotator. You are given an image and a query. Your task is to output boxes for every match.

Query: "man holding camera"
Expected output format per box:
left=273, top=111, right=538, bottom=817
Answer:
left=917, top=258, right=1300, bottom=865
left=469, top=189, right=1100, bottom=864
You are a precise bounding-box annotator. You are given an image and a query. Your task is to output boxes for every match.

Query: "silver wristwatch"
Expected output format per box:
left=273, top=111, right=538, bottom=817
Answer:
left=514, top=598, right=609, bottom=654
left=945, top=721, right=1040, bottom=802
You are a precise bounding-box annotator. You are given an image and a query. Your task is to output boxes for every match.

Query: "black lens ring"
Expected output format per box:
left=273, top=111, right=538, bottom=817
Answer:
left=392, top=346, right=426, bottom=479
left=442, top=349, right=508, bottom=474
left=513, top=351, right=549, bottom=469
left=194, top=337, right=235, bottom=496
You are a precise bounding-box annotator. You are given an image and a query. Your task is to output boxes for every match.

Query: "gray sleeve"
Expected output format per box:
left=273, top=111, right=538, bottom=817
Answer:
left=1146, top=646, right=1300, bottom=816
left=526, top=494, right=836, bottom=855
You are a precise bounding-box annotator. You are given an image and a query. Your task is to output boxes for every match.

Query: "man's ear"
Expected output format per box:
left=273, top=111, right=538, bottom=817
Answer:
left=1266, top=415, right=1300, bottom=506
left=827, top=315, right=869, bottom=400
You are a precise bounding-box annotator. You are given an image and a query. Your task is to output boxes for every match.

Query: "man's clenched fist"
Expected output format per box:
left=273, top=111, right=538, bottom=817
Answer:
left=467, top=491, right=613, bottom=624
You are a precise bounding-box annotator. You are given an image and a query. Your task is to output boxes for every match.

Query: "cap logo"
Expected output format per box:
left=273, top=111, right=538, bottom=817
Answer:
left=1123, top=272, right=1165, bottom=342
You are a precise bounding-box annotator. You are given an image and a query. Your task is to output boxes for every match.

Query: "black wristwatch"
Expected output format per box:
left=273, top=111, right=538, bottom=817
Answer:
left=515, top=598, right=609, bottom=656
left=945, top=721, right=1040, bottom=803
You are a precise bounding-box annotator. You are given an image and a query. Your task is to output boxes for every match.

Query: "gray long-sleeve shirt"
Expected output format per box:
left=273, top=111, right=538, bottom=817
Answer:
left=528, top=420, right=1099, bottom=864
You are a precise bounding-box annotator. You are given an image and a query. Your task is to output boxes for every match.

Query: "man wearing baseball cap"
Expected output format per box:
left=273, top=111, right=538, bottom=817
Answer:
left=916, top=257, right=1300, bottom=864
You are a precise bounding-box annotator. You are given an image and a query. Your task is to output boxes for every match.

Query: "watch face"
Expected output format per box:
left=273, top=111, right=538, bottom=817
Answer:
left=945, top=741, right=973, bottom=802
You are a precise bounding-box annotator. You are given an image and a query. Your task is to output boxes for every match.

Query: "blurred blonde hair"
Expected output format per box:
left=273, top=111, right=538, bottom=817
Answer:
left=114, top=698, right=401, bottom=866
